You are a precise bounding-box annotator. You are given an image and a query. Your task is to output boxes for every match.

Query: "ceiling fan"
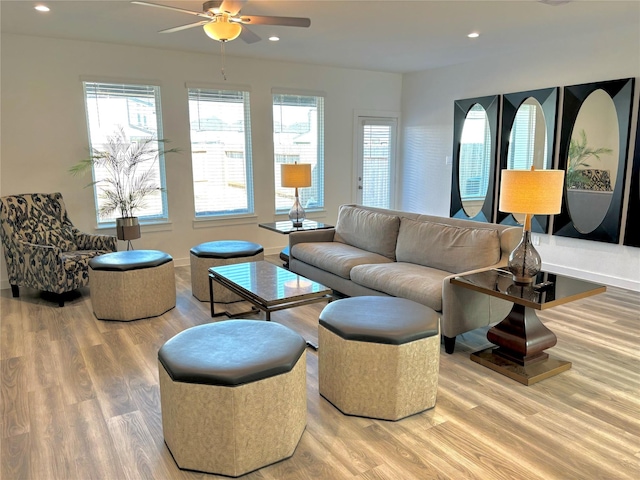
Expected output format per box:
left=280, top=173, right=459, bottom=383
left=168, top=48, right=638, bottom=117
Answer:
left=131, top=0, right=311, bottom=43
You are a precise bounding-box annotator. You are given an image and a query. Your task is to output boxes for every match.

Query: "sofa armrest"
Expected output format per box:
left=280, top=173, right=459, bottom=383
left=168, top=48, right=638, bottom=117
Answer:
left=289, top=228, right=335, bottom=250
left=440, top=260, right=513, bottom=339
left=72, top=228, right=117, bottom=252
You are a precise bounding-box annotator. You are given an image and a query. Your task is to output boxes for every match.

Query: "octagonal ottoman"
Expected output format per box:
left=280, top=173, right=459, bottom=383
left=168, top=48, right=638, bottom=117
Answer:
left=158, top=320, right=307, bottom=477
left=318, top=296, right=440, bottom=421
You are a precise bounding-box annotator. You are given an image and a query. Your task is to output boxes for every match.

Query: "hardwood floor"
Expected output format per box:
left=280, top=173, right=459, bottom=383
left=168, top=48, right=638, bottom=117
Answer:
left=1, top=257, right=639, bottom=479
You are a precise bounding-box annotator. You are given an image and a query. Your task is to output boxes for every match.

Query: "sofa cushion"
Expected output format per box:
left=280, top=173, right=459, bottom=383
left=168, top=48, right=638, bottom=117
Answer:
left=350, top=262, right=449, bottom=312
left=396, top=218, right=500, bottom=274
left=292, top=242, right=393, bottom=279
left=333, top=206, right=400, bottom=260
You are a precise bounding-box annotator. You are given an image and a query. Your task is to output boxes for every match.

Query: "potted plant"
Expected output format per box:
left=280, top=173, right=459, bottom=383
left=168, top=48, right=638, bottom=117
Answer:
left=567, top=129, right=612, bottom=189
left=70, top=126, right=178, bottom=241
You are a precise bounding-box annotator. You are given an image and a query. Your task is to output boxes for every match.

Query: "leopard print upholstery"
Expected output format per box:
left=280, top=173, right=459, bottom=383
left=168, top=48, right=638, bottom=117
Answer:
left=574, top=169, right=613, bottom=191
left=0, top=193, right=117, bottom=296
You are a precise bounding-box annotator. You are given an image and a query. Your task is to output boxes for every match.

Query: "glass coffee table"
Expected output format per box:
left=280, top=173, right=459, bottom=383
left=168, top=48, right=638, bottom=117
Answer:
left=208, top=260, right=332, bottom=348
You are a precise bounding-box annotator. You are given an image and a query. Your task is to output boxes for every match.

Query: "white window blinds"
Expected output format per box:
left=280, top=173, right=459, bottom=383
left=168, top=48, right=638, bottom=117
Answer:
left=273, top=93, right=324, bottom=212
left=360, top=119, right=396, bottom=208
left=83, top=81, right=168, bottom=224
left=188, top=88, right=254, bottom=217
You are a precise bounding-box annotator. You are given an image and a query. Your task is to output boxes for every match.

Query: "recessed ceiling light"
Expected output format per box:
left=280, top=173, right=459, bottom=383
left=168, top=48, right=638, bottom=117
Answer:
left=35, top=5, right=50, bottom=12
left=468, top=32, right=480, bottom=38
left=268, top=36, right=280, bottom=42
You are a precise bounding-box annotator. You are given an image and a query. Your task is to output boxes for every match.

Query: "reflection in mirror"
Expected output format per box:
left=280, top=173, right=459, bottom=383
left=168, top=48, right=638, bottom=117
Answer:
left=507, top=97, right=549, bottom=223
left=566, top=89, right=619, bottom=234
left=459, top=104, right=490, bottom=218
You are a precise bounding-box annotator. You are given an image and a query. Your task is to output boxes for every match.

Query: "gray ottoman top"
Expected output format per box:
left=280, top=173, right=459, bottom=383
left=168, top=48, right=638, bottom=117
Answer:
left=190, top=240, right=263, bottom=259
left=89, top=250, right=173, bottom=271
left=319, top=297, right=439, bottom=345
left=158, top=320, right=306, bottom=386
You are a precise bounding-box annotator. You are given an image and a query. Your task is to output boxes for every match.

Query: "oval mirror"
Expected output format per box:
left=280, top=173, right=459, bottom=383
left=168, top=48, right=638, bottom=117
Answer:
left=507, top=97, right=549, bottom=223
left=566, top=89, right=619, bottom=234
left=459, top=104, right=491, bottom=218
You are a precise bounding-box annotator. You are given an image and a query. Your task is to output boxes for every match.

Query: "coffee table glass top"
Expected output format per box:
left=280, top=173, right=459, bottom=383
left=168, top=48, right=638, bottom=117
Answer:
left=209, top=261, right=331, bottom=305
left=258, top=220, right=333, bottom=234
left=451, top=269, right=606, bottom=310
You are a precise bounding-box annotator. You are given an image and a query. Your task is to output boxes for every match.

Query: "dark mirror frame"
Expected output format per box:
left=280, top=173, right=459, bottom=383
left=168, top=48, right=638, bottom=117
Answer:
left=450, top=95, right=499, bottom=222
left=497, top=87, right=559, bottom=233
left=624, top=106, right=640, bottom=247
left=554, top=78, right=635, bottom=243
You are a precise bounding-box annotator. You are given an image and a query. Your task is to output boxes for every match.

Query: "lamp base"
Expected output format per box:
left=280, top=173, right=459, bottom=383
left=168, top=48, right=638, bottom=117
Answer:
left=289, top=193, right=306, bottom=228
left=508, top=230, right=541, bottom=285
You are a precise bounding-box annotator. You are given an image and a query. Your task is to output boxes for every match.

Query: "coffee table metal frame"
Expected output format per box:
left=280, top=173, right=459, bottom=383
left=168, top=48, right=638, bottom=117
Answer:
left=208, top=261, right=332, bottom=348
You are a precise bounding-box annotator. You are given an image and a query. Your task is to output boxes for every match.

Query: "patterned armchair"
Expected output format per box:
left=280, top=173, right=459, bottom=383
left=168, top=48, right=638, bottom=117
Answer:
left=0, top=193, right=117, bottom=306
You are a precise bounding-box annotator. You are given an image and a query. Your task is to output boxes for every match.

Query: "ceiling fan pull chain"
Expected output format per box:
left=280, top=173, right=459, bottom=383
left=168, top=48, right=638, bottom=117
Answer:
left=220, top=41, right=227, bottom=81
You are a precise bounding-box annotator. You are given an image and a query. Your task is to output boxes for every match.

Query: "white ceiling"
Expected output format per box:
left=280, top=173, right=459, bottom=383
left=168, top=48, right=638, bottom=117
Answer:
left=1, top=0, right=639, bottom=73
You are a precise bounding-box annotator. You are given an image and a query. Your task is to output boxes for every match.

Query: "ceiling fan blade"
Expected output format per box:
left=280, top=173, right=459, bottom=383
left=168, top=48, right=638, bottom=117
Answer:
left=159, top=20, right=210, bottom=33
left=130, top=1, right=211, bottom=19
left=239, top=15, right=311, bottom=27
left=219, top=0, right=247, bottom=16
left=239, top=25, right=261, bottom=44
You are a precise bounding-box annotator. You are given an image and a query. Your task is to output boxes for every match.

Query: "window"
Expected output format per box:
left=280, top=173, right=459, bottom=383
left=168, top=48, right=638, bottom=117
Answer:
left=83, top=81, right=168, bottom=224
left=188, top=87, right=254, bottom=217
left=273, top=93, right=324, bottom=212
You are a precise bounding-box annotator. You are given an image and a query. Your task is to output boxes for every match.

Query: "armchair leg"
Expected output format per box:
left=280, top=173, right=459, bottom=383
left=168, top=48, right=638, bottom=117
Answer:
left=10, top=285, right=19, bottom=297
left=444, top=335, right=456, bottom=354
left=58, top=294, right=65, bottom=308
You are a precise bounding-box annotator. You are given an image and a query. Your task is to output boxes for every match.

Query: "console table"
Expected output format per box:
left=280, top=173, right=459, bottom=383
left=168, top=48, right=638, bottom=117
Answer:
left=450, top=269, right=606, bottom=385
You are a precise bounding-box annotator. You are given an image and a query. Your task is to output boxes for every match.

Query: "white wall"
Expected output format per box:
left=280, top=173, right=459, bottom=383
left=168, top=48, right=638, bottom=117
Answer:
left=0, top=33, right=402, bottom=287
left=400, top=24, right=640, bottom=291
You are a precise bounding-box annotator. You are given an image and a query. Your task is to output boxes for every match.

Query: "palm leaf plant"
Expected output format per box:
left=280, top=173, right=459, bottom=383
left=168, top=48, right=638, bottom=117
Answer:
left=70, top=126, right=178, bottom=219
left=567, top=129, right=613, bottom=189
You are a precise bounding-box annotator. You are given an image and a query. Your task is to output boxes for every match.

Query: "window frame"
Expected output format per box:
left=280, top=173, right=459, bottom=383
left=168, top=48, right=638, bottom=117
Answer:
left=82, top=80, right=169, bottom=226
left=272, top=89, right=325, bottom=214
left=187, top=84, right=255, bottom=219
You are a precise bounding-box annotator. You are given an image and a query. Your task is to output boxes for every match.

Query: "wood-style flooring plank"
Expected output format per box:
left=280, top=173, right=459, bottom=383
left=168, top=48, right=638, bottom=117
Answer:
left=1, top=259, right=638, bottom=480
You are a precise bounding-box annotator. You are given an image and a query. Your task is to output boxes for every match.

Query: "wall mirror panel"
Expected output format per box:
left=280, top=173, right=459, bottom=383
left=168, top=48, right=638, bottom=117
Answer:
left=498, top=88, right=558, bottom=232
left=554, top=78, right=635, bottom=243
left=450, top=95, right=499, bottom=222
left=624, top=108, right=640, bottom=247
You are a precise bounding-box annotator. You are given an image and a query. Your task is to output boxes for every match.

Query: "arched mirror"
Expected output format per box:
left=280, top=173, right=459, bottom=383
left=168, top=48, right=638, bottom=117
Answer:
left=450, top=95, right=499, bottom=222
left=554, top=78, right=634, bottom=243
left=498, top=88, right=558, bottom=232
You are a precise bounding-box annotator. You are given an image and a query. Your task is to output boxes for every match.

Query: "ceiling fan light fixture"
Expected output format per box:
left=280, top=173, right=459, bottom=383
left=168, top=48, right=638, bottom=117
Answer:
left=203, top=16, right=242, bottom=42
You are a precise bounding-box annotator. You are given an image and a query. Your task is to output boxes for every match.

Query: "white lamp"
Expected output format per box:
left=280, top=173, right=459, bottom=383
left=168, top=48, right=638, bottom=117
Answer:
left=499, top=167, right=565, bottom=284
left=281, top=163, right=312, bottom=227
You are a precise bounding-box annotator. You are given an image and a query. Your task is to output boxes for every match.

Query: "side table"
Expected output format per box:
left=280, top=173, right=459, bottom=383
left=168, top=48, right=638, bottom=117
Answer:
left=258, top=220, right=333, bottom=268
left=450, top=269, right=606, bottom=385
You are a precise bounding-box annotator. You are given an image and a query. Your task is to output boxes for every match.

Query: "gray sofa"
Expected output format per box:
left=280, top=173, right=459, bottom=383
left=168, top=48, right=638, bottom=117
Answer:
left=288, top=204, right=522, bottom=353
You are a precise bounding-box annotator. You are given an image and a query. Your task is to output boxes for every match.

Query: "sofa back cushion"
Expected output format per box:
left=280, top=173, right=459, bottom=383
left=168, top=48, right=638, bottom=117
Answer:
left=396, top=217, right=500, bottom=273
left=334, top=206, right=400, bottom=260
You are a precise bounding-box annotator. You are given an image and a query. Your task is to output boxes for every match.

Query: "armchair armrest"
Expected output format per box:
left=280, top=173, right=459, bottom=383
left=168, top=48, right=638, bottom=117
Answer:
left=72, top=228, right=117, bottom=252
left=289, top=228, right=335, bottom=249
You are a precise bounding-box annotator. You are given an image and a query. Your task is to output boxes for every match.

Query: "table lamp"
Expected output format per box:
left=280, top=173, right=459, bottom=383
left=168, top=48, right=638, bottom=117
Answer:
left=499, top=167, right=565, bottom=284
left=281, top=163, right=312, bottom=227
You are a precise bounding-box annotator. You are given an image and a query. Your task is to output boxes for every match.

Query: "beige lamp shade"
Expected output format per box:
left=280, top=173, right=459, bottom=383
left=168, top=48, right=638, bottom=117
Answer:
left=499, top=169, right=565, bottom=215
left=203, top=17, right=242, bottom=42
left=281, top=163, right=312, bottom=188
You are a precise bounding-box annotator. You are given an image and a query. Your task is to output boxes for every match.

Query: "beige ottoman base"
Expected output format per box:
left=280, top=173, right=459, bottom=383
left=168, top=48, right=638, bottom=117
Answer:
left=190, top=252, right=263, bottom=303
left=159, top=353, right=307, bottom=477
left=90, top=260, right=176, bottom=321
left=319, top=325, right=440, bottom=421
